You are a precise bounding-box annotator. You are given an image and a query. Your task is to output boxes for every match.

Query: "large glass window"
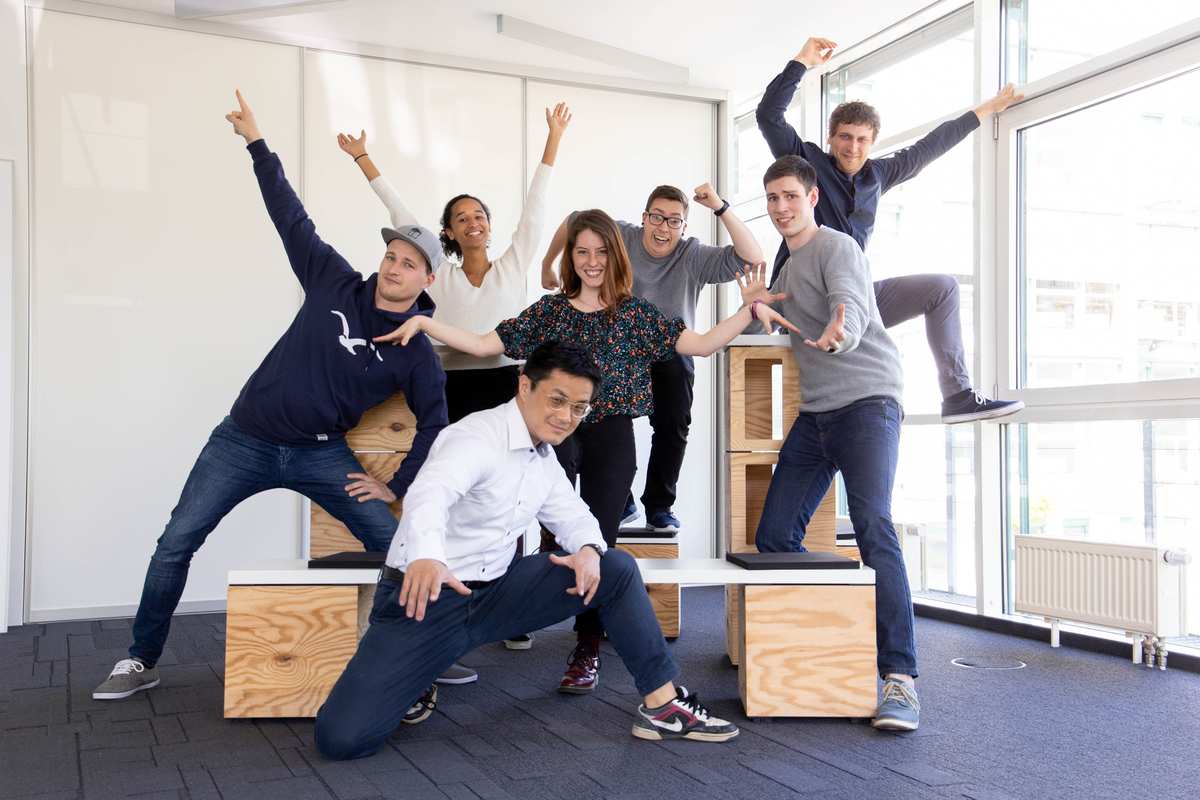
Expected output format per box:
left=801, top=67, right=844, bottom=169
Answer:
left=1019, top=68, right=1200, bottom=389
left=823, top=6, right=974, bottom=138
left=733, top=110, right=785, bottom=202
left=1005, top=0, right=1200, bottom=85
left=1007, top=418, right=1200, bottom=636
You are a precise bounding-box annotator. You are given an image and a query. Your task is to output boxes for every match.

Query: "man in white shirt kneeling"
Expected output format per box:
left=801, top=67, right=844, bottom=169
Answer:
left=315, top=341, right=739, bottom=759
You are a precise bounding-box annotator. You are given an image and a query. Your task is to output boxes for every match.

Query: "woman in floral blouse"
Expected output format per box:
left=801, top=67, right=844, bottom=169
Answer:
left=375, top=209, right=797, bottom=693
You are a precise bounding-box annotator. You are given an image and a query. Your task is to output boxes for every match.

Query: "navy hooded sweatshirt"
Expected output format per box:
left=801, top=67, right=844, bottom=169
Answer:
left=229, top=139, right=448, bottom=499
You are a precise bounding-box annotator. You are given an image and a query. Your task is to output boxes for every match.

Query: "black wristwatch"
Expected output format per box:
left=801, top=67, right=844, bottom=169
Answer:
left=581, top=543, right=604, bottom=557
left=713, top=198, right=730, bottom=216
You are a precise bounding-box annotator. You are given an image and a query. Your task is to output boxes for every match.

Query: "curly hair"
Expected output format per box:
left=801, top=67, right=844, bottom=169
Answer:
left=827, top=100, right=881, bottom=142
left=439, top=194, right=492, bottom=259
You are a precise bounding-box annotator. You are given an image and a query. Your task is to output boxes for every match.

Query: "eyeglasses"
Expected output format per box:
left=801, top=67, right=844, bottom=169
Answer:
left=546, top=394, right=592, bottom=420
left=644, top=212, right=685, bottom=230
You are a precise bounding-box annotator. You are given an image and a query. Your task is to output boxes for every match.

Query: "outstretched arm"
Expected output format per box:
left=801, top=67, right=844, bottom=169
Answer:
left=499, top=103, right=571, bottom=285
left=756, top=37, right=837, bottom=158
left=373, top=315, right=504, bottom=358
left=335, top=128, right=426, bottom=236
left=692, top=182, right=763, bottom=282
left=227, top=90, right=351, bottom=290
left=337, top=130, right=381, bottom=181
left=675, top=267, right=800, bottom=356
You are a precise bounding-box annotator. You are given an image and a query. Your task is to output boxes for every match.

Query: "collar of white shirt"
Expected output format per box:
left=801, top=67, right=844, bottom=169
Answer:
left=504, top=398, right=553, bottom=458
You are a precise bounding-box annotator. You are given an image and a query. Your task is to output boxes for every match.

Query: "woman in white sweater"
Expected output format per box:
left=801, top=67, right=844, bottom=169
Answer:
left=338, top=103, right=571, bottom=422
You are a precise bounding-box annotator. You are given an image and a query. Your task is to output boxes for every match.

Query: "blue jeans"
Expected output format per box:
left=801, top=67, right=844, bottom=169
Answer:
left=129, top=417, right=399, bottom=666
left=754, top=396, right=917, bottom=678
left=315, top=548, right=678, bottom=760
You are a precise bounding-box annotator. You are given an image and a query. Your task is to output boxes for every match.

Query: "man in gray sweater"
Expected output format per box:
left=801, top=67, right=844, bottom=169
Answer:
left=751, top=154, right=919, bottom=732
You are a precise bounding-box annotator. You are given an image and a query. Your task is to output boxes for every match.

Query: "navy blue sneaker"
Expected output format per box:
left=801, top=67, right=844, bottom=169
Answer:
left=941, top=390, right=1024, bottom=424
left=620, top=494, right=641, bottom=527
left=646, top=509, right=681, bottom=532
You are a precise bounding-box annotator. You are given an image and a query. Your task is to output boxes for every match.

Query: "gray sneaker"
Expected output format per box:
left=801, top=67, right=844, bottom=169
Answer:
left=93, top=658, right=160, bottom=700
left=435, top=662, right=478, bottom=685
left=872, top=678, right=920, bottom=731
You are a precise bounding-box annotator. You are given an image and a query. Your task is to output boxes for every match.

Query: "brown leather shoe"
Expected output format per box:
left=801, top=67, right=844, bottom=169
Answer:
left=558, top=636, right=601, bottom=694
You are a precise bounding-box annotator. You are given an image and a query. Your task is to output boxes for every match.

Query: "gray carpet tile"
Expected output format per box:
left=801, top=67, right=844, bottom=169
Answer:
left=2, top=586, right=1198, bottom=799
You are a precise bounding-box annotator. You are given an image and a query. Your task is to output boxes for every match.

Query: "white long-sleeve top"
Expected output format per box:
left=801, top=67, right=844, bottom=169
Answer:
left=369, top=163, right=552, bottom=371
left=385, top=398, right=606, bottom=582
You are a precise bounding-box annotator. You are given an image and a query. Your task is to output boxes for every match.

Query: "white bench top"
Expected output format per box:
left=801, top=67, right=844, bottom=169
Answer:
left=727, top=334, right=791, bottom=347
left=228, top=558, right=874, bottom=587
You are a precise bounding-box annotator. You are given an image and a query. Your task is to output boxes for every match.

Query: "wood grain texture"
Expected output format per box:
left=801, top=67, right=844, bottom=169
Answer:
left=617, top=543, right=680, bottom=638
left=344, top=392, right=417, bottom=452
left=309, top=452, right=404, bottom=558
left=727, top=452, right=837, bottom=555
left=224, top=586, right=359, bottom=718
left=738, top=585, right=877, bottom=717
left=728, top=347, right=799, bottom=451
left=725, top=584, right=740, bottom=665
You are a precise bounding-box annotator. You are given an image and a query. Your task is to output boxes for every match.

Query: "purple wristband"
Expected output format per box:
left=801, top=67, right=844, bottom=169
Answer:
left=750, top=299, right=762, bottom=321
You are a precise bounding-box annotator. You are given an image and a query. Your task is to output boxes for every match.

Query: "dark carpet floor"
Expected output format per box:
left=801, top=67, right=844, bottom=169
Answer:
left=2, top=586, right=1198, bottom=800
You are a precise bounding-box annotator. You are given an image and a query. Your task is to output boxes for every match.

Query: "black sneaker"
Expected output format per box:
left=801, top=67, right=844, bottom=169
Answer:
left=402, top=684, right=437, bottom=725
left=941, top=389, right=1024, bottom=424
left=631, top=688, right=739, bottom=742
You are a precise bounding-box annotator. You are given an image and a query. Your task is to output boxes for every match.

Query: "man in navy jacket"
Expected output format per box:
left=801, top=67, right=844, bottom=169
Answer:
left=758, top=37, right=1024, bottom=423
left=94, top=91, right=451, bottom=702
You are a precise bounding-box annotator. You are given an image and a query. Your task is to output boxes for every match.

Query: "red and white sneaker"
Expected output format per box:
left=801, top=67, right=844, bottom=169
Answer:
left=631, top=688, right=739, bottom=742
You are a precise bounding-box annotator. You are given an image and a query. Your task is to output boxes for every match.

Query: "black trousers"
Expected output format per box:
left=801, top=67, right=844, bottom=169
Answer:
left=541, top=414, right=637, bottom=636
left=444, top=365, right=521, bottom=423
left=640, top=354, right=695, bottom=514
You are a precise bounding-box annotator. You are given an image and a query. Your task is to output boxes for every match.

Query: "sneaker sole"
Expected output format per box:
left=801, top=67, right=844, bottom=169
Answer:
left=631, top=724, right=739, bottom=742
left=649, top=524, right=680, bottom=532
left=557, top=680, right=598, bottom=695
left=503, top=639, right=533, bottom=651
left=942, top=401, right=1025, bottom=425
left=435, top=673, right=479, bottom=685
left=620, top=515, right=642, bottom=527
left=92, top=678, right=160, bottom=700
left=871, top=716, right=919, bottom=732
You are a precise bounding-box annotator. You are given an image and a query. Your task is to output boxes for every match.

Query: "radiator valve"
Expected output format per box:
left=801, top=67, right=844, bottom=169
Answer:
left=1156, top=643, right=1168, bottom=671
left=1143, top=636, right=1157, bottom=668
left=1162, top=549, right=1191, bottom=566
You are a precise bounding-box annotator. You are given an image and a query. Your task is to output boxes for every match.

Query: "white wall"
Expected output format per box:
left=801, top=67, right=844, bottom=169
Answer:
left=1, top=160, right=13, bottom=633
left=12, top=5, right=721, bottom=622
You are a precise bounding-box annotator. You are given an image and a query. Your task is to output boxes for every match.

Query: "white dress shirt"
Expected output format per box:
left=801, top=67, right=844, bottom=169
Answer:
left=369, top=163, right=552, bottom=371
left=386, top=398, right=606, bottom=582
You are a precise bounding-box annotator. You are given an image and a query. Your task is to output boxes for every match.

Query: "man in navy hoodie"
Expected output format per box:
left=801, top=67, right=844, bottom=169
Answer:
left=93, top=90, right=450, bottom=701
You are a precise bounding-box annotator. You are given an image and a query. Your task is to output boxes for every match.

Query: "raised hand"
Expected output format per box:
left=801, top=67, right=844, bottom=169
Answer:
left=794, top=37, right=837, bottom=68
left=546, top=102, right=573, bottom=138
left=397, top=559, right=471, bottom=622
left=692, top=182, right=724, bottom=211
left=224, top=89, right=262, bottom=144
left=336, top=129, right=368, bottom=159
left=804, top=303, right=846, bottom=353
left=372, top=316, right=426, bottom=347
left=736, top=263, right=785, bottom=306
left=976, top=83, right=1025, bottom=119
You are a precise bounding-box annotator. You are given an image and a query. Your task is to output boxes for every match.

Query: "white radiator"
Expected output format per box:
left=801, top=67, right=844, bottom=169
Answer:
left=1014, top=536, right=1190, bottom=665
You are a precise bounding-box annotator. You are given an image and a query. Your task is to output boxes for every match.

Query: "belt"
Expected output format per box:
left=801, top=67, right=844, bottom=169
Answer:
left=380, top=565, right=494, bottom=589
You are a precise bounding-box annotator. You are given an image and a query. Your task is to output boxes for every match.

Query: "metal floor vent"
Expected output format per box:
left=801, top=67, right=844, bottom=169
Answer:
left=951, top=657, right=1027, bottom=670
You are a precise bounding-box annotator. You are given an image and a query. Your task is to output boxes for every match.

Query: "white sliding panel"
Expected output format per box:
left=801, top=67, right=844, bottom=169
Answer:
left=303, top=50, right=525, bottom=280
left=29, top=11, right=302, bottom=620
left=524, top=82, right=718, bottom=557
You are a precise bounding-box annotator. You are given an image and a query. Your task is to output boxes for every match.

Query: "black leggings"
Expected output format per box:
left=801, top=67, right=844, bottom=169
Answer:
left=540, top=414, right=637, bottom=636
left=444, top=365, right=521, bottom=423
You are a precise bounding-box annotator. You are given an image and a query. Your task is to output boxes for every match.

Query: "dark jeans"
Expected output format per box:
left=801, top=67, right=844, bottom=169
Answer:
left=129, top=417, right=398, bottom=667
left=639, top=355, right=695, bottom=515
left=542, top=415, right=636, bottom=637
left=874, top=274, right=969, bottom=399
left=444, top=365, right=520, bottom=424
left=754, top=396, right=917, bottom=678
left=314, top=549, right=677, bottom=760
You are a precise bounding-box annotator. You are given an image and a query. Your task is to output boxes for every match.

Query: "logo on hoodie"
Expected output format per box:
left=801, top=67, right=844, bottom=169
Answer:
left=331, top=310, right=382, bottom=362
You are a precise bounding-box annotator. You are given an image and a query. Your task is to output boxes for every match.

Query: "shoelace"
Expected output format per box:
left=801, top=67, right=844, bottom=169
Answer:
left=675, top=691, right=712, bottom=722
left=972, top=390, right=991, bottom=406
left=109, top=658, right=145, bottom=677
left=881, top=680, right=920, bottom=711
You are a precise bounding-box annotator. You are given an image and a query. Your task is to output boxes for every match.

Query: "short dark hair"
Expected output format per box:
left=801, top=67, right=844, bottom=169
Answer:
left=644, top=185, right=689, bottom=215
left=439, top=193, right=492, bottom=259
left=522, top=341, right=603, bottom=400
left=763, top=155, right=818, bottom=192
left=828, top=100, right=881, bottom=142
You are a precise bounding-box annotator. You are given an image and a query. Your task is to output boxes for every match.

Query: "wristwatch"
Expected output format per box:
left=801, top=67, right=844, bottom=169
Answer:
left=713, top=198, right=730, bottom=217
left=581, top=543, right=604, bottom=557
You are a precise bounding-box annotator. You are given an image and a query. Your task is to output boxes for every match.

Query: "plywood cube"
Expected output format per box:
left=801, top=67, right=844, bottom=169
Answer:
left=345, top=393, right=417, bottom=452
left=728, top=346, right=799, bottom=451
left=310, top=452, right=404, bottom=558
left=738, top=584, right=877, bottom=717
left=617, top=542, right=680, bottom=638
left=728, top=452, right=836, bottom=554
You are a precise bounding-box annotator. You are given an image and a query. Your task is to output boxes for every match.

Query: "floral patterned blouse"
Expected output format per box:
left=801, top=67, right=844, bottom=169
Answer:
left=495, top=294, right=686, bottom=421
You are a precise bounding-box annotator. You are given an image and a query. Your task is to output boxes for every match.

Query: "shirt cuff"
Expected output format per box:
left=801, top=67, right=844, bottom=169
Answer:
left=247, top=139, right=270, bottom=161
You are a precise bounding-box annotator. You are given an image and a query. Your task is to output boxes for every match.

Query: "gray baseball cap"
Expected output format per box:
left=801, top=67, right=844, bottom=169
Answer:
left=381, top=224, right=441, bottom=272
